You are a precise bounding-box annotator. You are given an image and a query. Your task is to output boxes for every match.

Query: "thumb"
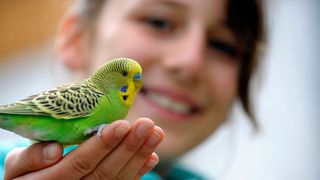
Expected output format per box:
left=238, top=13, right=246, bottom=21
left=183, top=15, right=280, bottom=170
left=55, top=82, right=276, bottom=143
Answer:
left=4, top=142, right=63, bottom=180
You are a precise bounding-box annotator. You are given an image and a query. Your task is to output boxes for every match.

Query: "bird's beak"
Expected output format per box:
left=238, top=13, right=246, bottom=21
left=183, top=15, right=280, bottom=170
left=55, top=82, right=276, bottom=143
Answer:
left=133, top=73, right=142, bottom=91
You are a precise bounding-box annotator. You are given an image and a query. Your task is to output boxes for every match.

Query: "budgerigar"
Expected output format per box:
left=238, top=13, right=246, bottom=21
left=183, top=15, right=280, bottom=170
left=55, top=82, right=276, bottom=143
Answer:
left=0, top=58, right=142, bottom=145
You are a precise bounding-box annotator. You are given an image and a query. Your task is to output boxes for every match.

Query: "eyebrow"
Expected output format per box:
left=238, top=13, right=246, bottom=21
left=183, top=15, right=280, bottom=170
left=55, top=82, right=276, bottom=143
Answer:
left=141, top=0, right=188, bottom=11
left=144, top=0, right=228, bottom=26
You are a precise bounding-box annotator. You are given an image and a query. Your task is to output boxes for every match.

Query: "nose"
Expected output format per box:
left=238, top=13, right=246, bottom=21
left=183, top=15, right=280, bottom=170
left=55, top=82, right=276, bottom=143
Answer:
left=162, top=28, right=206, bottom=81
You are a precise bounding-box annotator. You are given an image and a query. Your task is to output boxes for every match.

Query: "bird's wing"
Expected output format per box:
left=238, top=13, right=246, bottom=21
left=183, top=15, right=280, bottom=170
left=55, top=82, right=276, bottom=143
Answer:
left=0, top=82, right=104, bottom=119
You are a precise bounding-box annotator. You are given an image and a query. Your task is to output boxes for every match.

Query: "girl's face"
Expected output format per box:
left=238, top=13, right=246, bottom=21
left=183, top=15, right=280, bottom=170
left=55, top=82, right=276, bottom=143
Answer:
left=85, top=0, right=241, bottom=160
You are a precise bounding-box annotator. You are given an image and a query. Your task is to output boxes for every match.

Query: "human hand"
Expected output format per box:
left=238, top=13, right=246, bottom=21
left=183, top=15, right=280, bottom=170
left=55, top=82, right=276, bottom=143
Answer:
left=4, top=118, right=164, bottom=180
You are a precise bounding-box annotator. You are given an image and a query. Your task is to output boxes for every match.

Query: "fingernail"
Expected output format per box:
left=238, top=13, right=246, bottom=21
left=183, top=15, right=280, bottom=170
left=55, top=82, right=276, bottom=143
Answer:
left=135, top=123, right=153, bottom=138
left=147, top=130, right=161, bottom=146
left=147, top=158, right=158, bottom=168
left=114, top=123, right=130, bottom=138
left=138, top=155, right=159, bottom=176
left=43, top=143, right=58, bottom=161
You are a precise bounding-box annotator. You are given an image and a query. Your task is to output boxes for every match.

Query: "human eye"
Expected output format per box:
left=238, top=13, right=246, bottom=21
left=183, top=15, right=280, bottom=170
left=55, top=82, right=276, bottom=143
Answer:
left=143, top=15, right=175, bottom=32
left=208, top=39, right=238, bottom=57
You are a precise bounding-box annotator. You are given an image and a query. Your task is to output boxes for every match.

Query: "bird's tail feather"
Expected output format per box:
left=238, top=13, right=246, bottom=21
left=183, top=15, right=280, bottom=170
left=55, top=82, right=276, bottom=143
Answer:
left=0, top=115, right=10, bottom=131
left=0, top=114, right=8, bottom=123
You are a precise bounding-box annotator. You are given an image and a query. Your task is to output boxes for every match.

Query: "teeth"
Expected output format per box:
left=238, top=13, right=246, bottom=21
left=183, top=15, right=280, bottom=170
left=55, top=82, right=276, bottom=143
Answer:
left=146, top=92, right=191, bottom=114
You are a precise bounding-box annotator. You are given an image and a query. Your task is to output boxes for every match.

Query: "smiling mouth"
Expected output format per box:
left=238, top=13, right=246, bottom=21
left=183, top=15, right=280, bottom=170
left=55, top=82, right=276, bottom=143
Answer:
left=140, top=88, right=200, bottom=116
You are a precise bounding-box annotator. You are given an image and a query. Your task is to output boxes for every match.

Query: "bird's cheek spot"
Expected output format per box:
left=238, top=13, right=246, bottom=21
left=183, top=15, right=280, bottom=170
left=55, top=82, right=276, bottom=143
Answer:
left=120, top=85, right=128, bottom=93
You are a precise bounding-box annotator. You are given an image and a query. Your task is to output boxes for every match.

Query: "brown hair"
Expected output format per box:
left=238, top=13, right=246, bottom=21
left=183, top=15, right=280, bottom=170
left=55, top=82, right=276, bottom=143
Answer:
left=227, top=0, right=265, bottom=129
left=73, top=0, right=265, bottom=129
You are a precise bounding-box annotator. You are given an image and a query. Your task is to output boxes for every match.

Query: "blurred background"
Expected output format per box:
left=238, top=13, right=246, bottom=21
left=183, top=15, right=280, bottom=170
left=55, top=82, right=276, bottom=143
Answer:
left=0, top=0, right=319, bottom=180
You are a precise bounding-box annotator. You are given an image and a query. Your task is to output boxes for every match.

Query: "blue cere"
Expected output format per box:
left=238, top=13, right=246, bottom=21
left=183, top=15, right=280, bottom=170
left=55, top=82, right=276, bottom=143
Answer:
left=133, top=73, right=142, bottom=80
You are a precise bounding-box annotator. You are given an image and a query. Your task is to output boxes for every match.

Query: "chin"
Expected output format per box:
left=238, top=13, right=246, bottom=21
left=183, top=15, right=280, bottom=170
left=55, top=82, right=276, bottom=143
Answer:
left=155, top=140, right=187, bottom=161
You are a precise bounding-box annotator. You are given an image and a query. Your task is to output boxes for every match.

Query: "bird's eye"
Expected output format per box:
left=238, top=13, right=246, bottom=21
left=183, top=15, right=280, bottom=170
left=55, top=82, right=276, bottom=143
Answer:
left=121, top=71, right=128, bottom=77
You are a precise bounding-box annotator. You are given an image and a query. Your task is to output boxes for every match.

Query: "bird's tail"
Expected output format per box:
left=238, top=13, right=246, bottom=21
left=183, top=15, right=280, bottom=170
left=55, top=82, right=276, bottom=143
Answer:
left=0, top=115, right=10, bottom=132
left=0, top=114, right=8, bottom=124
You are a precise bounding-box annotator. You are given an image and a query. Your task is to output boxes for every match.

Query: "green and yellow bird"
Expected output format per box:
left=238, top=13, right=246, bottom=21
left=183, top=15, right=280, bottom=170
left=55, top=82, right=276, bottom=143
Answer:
left=0, top=58, right=142, bottom=145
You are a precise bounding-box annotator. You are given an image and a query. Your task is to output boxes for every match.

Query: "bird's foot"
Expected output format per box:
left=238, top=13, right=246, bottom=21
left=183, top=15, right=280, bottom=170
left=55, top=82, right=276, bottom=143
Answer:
left=84, top=124, right=109, bottom=136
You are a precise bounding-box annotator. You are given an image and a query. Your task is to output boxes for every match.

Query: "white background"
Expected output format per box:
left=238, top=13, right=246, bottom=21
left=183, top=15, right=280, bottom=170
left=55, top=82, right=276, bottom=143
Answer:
left=0, top=0, right=319, bottom=179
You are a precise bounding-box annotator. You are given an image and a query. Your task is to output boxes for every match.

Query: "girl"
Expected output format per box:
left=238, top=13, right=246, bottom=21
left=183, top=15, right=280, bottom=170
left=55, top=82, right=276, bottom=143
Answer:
left=2, top=0, right=264, bottom=179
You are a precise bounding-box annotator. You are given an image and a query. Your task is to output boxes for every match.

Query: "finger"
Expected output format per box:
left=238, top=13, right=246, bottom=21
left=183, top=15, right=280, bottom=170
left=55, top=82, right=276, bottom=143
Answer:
left=134, top=152, right=159, bottom=180
left=83, top=118, right=155, bottom=180
left=4, top=142, right=63, bottom=180
left=117, top=126, right=164, bottom=180
left=40, top=120, right=131, bottom=179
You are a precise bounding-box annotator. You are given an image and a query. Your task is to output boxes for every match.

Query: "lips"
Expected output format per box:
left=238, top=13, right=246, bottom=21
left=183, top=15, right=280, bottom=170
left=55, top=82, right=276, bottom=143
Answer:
left=140, top=87, right=201, bottom=118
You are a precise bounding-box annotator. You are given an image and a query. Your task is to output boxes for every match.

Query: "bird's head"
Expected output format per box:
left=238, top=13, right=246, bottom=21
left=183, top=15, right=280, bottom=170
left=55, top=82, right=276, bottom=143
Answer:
left=89, top=57, right=142, bottom=107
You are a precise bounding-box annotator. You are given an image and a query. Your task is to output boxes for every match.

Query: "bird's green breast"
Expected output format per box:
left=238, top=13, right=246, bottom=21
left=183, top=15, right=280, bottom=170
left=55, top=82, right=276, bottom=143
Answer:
left=0, top=94, right=129, bottom=145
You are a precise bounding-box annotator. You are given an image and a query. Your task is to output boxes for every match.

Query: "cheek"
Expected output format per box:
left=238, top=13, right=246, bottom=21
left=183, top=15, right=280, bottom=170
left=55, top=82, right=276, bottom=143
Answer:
left=95, top=25, right=159, bottom=69
left=209, top=62, right=239, bottom=103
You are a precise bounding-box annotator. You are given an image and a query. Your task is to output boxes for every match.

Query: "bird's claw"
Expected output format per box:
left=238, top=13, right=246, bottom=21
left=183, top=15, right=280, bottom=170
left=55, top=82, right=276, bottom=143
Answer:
left=84, top=124, right=108, bottom=136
